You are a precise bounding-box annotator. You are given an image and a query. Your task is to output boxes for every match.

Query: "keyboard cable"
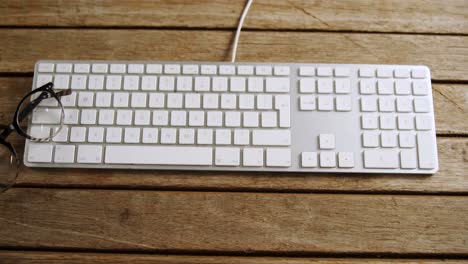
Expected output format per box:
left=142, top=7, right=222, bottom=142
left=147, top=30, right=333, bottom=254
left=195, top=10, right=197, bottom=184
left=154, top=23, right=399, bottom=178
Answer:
left=231, top=0, right=254, bottom=63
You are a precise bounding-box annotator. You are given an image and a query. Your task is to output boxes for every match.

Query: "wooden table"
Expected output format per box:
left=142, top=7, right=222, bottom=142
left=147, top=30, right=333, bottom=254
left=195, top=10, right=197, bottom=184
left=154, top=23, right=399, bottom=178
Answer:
left=0, top=1, right=467, bottom=263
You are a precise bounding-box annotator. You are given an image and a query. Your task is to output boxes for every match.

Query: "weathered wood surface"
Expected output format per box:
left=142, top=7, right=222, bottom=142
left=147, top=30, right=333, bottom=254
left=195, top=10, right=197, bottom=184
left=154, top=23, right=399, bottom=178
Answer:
left=0, top=251, right=466, bottom=264
left=0, top=30, right=467, bottom=81
left=0, top=0, right=467, bottom=34
left=1, top=189, right=467, bottom=254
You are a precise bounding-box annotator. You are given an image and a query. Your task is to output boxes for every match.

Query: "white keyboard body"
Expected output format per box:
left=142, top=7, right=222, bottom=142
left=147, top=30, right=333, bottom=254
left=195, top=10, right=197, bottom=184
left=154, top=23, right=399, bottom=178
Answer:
left=24, top=60, right=439, bottom=174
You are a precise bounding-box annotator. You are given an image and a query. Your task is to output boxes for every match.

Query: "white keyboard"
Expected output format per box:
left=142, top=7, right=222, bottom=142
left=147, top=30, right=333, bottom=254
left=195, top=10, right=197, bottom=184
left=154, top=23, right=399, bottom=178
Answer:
left=24, top=60, right=439, bottom=174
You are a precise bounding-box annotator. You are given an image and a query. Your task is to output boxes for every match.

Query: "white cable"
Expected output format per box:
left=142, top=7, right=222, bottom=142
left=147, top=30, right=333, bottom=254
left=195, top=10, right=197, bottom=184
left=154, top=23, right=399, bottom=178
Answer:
left=231, top=0, right=254, bottom=63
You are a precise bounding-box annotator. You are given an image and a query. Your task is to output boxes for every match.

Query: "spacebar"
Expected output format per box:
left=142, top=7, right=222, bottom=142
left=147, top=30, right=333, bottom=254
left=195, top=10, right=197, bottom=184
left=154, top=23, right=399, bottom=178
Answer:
left=105, top=146, right=213, bottom=165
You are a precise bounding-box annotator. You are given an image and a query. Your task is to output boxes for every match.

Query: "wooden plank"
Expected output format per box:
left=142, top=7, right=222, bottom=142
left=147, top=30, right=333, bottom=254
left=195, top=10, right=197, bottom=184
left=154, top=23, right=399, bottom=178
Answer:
left=0, top=189, right=467, bottom=254
left=0, top=30, right=467, bottom=81
left=1, top=77, right=466, bottom=135
left=0, top=0, right=467, bottom=34
left=0, top=251, right=466, bottom=264
left=0, top=77, right=467, bottom=193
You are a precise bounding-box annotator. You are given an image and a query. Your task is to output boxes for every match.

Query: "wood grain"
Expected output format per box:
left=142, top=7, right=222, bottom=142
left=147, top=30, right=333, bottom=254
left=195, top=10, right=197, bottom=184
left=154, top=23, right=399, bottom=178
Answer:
left=1, top=77, right=466, bottom=135
left=0, top=30, right=467, bottom=81
left=0, top=251, right=466, bottom=264
left=0, top=189, right=467, bottom=254
left=0, top=0, right=467, bottom=34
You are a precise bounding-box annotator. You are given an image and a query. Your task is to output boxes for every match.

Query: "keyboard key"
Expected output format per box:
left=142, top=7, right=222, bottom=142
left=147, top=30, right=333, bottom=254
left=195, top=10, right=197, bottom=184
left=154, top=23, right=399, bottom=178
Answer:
left=81, top=109, right=97, bottom=124
left=215, top=147, right=240, bottom=166
left=229, top=77, right=246, bottom=92
left=131, top=93, right=147, bottom=108
left=257, top=94, right=273, bottom=109
left=275, top=95, right=291, bottom=128
left=274, top=66, right=290, bottom=76
left=261, top=112, right=277, bottom=127
left=160, top=128, right=177, bottom=144
left=54, top=145, right=75, bottom=163
left=124, top=75, right=139, bottom=90
left=201, top=65, right=217, bottom=75
left=399, top=131, right=415, bottom=148
left=116, top=110, right=133, bottom=125
left=27, top=143, right=53, bottom=163
left=299, top=67, right=315, bottom=76
left=415, top=115, right=432, bottom=130
left=92, top=64, right=108, bottom=73
left=397, top=114, right=414, bottom=130
left=234, top=129, right=250, bottom=145
left=378, top=97, right=395, bottom=112
left=413, top=81, right=430, bottom=95
left=225, top=112, right=241, bottom=127
left=319, top=134, right=335, bottom=149
left=213, top=77, right=228, bottom=92
left=239, top=94, right=254, bottom=109
left=124, top=127, right=141, bottom=143
left=361, top=114, right=378, bottom=129
left=417, top=132, right=437, bottom=169
left=71, top=75, right=87, bottom=90
left=141, top=76, right=157, bottom=91
left=380, top=114, right=396, bottom=130
left=377, top=79, right=393, bottom=94
left=105, top=146, right=213, bottom=165
left=300, top=95, right=316, bottom=110
left=189, top=111, right=205, bottom=126
left=195, top=76, right=211, bottom=91
left=301, top=152, right=317, bottom=167
left=317, top=67, right=333, bottom=76
left=248, top=77, right=263, bottom=92
left=159, top=76, right=175, bottom=91
left=363, top=150, right=399, bottom=168
left=70, top=127, right=86, bottom=142
left=336, top=96, right=352, bottom=111
left=78, top=92, right=94, bottom=107
left=221, top=94, right=237, bottom=109
left=74, top=63, right=90, bottom=73
left=185, top=93, right=201, bottom=109
left=32, top=108, right=62, bottom=124
left=36, top=74, right=53, bottom=87
left=381, top=131, right=397, bottom=147
left=164, top=64, right=181, bottom=74
left=88, top=127, right=105, bottom=143
left=238, top=65, right=254, bottom=75
left=360, top=97, right=377, bottom=112
left=256, top=66, right=272, bottom=75
left=243, top=112, right=259, bottom=127
left=110, top=64, right=126, bottom=73
left=142, top=128, right=159, bottom=143
left=243, top=148, right=264, bottom=166
left=394, top=68, right=410, bottom=78
left=146, top=64, right=162, bottom=74
left=334, top=67, right=350, bottom=77
left=167, top=93, right=183, bottom=108
left=413, top=98, right=430, bottom=113
left=153, top=110, right=169, bottom=126
left=396, top=97, right=413, bottom=112
left=106, top=75, right=122, bottom=90
left=412, top=68, right=427, bottom=79
left=197, top=129, right=213, bottom=144
left=266, top=77, right=289, bottom=92
left=220, top=65, right=236, bottom=75
left=38, top=63, right=54, bottom=72
left=317, top=96, right=333, bottom=111
left=215, top=129, right=231, bottom=145
left=207, top=111, right=223, bottom=126
left=183, top=65, right=199, bottom=74
left=359, top=68, right=374, bottom=77
left=203, top=94, right=219, bottom=109
left=128, top=64, right=144, bottom=74
left=319, top=152, right=336, bottom=168
left=317, top=79, right=333, bottom=93
left=400, top=149, right=417, bottom=169
left=362, top=131, right=379, bottom=147
left=77, top=145, right=103, bottom=163
left=299, top=78, right=315, bottom=93
left=335, top=79, right=351, bottom=94
left=377, top=68, right=392, bottom=78
left=106, top=127, right=122, bottom=143
left=179, top=128, right=195, bottom=144
left=98, top=109, right=115, bottom=125
left=171, top=110, right=187, bottom=126
left=54, top=74, right=70, bottom=89
left=266, top=148, right=291, bottom=167
left=113, top=92, right=129, bottom=107
left=359, top=80, right=376, bottom=94
left=253, top=130, right=290, bottom=146
left=177, top=76, right=192, bottom=91
left=395, top=80, right=411, bottom=95
left=338, top=152, right=354, bottom=168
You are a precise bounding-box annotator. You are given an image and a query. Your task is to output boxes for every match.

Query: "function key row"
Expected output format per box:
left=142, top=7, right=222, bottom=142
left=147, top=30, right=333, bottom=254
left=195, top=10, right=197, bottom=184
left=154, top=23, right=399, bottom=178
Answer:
left=38, top=62, right=290, bottom=76
left=359, top=68, right=427, bottom=79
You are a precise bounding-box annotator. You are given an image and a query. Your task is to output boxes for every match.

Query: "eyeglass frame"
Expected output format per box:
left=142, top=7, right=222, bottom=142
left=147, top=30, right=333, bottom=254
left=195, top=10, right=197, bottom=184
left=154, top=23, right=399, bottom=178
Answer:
left=0, top=82, right=71, bottom=192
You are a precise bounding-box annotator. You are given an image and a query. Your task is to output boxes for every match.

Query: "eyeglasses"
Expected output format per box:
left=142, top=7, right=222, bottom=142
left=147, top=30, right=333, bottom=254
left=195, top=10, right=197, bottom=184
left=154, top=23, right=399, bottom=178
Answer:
left=0, top=82, right=71, bottom=194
